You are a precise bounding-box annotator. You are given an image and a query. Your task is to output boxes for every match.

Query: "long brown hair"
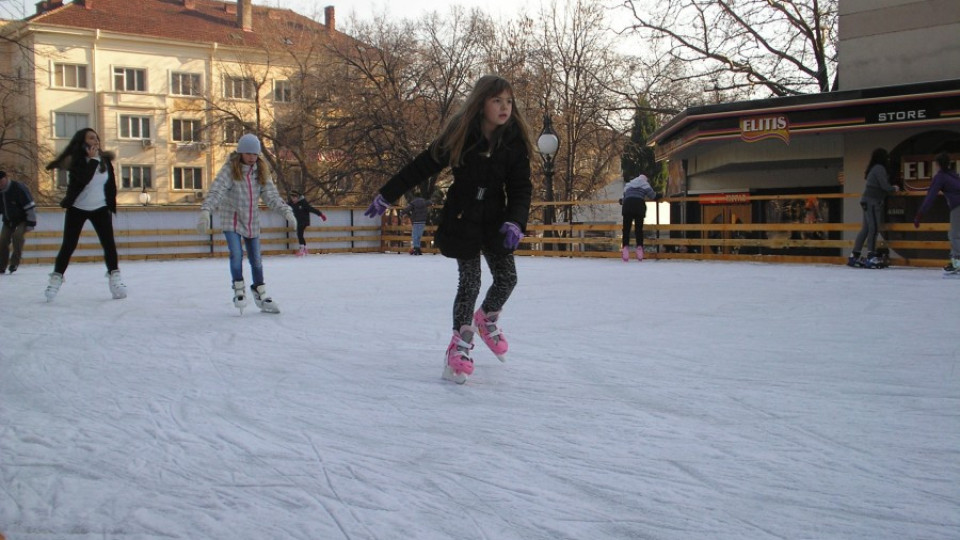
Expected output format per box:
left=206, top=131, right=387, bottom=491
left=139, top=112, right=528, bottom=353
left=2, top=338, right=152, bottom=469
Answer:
left=228, top=152, right=270, bottom=185
left=431, top=75, right=534, bottom=167
left=864, top=148, right=888, bottom=178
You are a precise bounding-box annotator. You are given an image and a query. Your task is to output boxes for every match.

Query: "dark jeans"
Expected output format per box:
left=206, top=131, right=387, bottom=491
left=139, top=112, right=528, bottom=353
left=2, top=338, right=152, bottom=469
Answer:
left=622, top=209, right=647, bottom=247
left=453, top=252, right=518, bottom=331
left=53, top=206, right=119, bottom=275
left=0, top=221, right=27, bottom=271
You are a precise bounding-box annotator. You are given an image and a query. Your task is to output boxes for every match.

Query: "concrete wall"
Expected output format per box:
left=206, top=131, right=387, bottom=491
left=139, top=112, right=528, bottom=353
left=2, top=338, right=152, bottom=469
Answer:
left=838, top=0, right=960, bottom=89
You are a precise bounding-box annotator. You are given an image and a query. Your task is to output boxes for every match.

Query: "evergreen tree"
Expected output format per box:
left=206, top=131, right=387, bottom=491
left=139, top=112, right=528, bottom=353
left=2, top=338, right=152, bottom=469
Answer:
left=621, top=100, right=665, bottom=194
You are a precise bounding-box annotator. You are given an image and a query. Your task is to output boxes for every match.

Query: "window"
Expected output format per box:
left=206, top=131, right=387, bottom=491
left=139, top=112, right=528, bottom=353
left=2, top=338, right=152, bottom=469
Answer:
left=172, top=119, right=202, bottom=142
left=114, top=67, right=147, bottom=92
left=120, top=166, right=152, bottom=189
left=54, top=112, right=89, bottom=138
left=55, top=169, right=69, bottom=189
left=171, top=72, right=202, bottom=96
left=224, top=77, right=256, bottom=100
left=173, top=167, right=203, bottom=190
left=54, top=63, right=88, bottom=89
left=223, top=120, right=245, bottom=145
left=119, top=115, right=151, bottom=139
left=274, top=80, right=292, bottom=103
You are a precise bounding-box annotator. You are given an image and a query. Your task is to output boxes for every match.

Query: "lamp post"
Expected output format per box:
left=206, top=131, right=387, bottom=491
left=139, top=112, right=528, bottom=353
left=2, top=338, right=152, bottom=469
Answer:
left=537, top=114, right=559, bottom=249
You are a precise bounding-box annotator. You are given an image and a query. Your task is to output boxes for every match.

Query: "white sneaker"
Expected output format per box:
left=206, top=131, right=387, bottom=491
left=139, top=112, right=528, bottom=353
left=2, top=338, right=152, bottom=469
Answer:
left=107, top=270, right=127, bottom=299
left=45, top=272, right=63, bottom=302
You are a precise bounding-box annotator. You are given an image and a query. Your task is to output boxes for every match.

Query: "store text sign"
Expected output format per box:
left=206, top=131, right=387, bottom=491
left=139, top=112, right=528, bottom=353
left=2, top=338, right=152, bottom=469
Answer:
left=698, top=193, right=751, bottom=205
left=740, top=115, right=790, bottom=144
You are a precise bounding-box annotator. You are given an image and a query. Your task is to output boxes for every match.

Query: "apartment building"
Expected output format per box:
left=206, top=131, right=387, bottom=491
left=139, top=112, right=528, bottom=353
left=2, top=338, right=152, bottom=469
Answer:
left=4, top=0, right=344, bottom=205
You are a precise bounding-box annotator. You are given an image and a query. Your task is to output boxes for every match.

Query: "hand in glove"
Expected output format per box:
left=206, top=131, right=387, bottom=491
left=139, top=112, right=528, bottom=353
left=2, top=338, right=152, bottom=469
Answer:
left=283, top=207, right=296, bottom=227
left=500, top=221, right=523, bottom=250
left=196, top=210, right=211, bottom=235
left=913, top=214, right=921, bottom=229
left=363, top=194, right=389, bottom=218
left=320, top=212, right=327, bottom=222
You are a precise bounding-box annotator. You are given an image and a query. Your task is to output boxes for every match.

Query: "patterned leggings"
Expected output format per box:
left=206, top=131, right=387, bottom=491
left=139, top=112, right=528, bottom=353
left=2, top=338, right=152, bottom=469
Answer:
left=453, top=252, right=518, bottom=331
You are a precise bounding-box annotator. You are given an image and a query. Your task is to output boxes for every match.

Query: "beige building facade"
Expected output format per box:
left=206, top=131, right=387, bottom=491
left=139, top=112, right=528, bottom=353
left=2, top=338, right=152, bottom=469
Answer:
left=3, top=0, right=342, bottom=206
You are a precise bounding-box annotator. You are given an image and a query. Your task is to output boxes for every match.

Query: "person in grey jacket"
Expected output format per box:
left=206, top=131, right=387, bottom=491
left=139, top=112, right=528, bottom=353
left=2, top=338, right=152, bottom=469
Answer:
left=0, top=171, right=37, bottom=274
left=400, top=196, right=429, bottom=255
left=849, top=148, right=899, bottom=268
left=197, top=134, right=295, bottom=313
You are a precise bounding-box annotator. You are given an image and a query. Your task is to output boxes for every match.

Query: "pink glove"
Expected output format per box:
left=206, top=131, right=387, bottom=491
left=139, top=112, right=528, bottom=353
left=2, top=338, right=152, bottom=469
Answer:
left=320, top=213, right=327, bottom=222
left=363, top=194, right=389, bottom=218
left=913, top=214, right=921, bottom=229
left=500, top=221, right=523, bottom=250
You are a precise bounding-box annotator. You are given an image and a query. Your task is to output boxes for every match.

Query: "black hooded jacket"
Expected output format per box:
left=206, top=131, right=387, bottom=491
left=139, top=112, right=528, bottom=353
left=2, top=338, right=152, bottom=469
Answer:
left=59, top=153, right=118, bottom=213
left=379, top=122, right=531, bottom=259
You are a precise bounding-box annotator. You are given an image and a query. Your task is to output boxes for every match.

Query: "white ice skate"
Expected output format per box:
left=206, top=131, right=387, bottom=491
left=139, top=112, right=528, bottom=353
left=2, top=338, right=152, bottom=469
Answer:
left=107, top=270, right=127, bottom=299
left=232, top=280, right=248, bottom=314
left=251, top=284, right=280, bottom=313
left=45, top=272, right=63, bottom=302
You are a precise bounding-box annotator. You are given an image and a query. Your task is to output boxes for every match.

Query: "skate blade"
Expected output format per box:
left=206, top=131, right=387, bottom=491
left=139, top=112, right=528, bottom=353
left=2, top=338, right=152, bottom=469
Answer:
left=943, top=272, right=960, bottom=279
left=442, top=364, right=468, bottom=384
left=495, top=353, right=507, bottom=363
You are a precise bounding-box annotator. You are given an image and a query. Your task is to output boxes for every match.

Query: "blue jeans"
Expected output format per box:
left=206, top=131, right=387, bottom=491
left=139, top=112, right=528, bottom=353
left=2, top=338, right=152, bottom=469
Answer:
left=223, top=231, right=264, bottom=286
left=412, top=222, right=426, bottom=249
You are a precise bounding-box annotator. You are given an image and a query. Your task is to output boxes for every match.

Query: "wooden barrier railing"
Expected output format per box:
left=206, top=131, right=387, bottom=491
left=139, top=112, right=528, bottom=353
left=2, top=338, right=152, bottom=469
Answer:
left=381, top=192, right=952, bottom=268
left=17, top=192, right=953, bottom=268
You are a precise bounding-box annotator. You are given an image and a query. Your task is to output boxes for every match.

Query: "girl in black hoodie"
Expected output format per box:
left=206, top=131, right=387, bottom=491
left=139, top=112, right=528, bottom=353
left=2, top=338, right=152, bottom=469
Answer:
left=364, top=75, right=533, bottom=383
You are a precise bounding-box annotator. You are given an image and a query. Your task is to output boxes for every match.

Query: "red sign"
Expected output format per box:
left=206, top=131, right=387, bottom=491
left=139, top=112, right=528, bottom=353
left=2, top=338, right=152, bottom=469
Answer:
left=698, top=193, right=751, bottom=205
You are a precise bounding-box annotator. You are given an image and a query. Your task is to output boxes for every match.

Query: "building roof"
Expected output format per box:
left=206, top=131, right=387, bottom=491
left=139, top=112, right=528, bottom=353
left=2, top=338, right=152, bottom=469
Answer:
left=27, top=0, right=342, bottom=50
left=650, top=78, right=960, bottom=160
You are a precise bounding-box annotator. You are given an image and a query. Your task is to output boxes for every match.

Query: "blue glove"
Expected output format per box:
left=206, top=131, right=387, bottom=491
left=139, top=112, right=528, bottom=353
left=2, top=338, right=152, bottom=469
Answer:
left=363, top=194, right=389, bottom=218
left=500, top=221, right=523, bottom=250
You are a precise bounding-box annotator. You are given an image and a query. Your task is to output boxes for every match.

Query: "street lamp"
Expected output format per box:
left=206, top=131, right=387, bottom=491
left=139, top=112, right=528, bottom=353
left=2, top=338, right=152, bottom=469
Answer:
left=537, top=114, right=560, bottom=249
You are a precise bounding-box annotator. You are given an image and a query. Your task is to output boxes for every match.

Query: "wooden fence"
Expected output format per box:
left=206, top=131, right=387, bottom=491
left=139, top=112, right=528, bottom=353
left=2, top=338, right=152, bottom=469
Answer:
left=17, top=192, right=952, bottom=268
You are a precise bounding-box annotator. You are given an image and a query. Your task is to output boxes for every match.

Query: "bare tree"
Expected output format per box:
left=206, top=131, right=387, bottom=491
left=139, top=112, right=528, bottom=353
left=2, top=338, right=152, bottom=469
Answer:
left=0, top=19, right=47, bottom=200
left=620, top=0, right=838, bottom=97
left=533, top=0, right=635, bottom=224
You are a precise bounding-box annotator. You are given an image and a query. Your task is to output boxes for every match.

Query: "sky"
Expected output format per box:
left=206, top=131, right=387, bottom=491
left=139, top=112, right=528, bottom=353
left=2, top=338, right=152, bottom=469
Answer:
left=2, top=254, right=958, bottom=539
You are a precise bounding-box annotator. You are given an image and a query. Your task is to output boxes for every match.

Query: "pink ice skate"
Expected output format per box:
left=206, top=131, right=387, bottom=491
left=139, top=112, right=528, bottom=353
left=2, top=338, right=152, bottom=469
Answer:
left=621, top=246, right=630, bottom=262
left=636, top=245, right=644, bottom=262
left=443, top=326, right=475, bottom=384
left=473, top=308, right=508, bottom=362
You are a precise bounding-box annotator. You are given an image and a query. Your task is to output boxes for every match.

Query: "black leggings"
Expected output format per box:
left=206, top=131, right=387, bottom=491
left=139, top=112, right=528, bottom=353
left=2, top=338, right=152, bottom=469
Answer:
left=453, top=252, right=518, bottom=331
left=622, top=210, right=647, bottom=247
left=296, top=223, right=308, bottom=245
left=54, top=206, right=119, bottom=274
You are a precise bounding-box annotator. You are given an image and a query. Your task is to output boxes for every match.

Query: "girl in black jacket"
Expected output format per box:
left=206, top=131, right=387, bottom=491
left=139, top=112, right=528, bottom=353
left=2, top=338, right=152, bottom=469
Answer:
left=43, top=128, right=126, bottom=302
left=364, top=75, right=533, bottom=384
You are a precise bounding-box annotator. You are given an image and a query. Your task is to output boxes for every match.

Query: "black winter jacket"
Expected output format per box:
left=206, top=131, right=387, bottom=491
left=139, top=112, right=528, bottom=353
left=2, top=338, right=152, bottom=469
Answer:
left=379, top=123, right=531, bottom=259
left=288, top=198, right=324, bottom=226
left=0, top=180, right=37, bottom=227
left=60, top=155, right=118, bottom=213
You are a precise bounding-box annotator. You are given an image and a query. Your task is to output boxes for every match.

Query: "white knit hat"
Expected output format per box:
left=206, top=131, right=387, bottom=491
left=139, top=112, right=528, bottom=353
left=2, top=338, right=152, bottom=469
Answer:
left=237, top=133, right=261, bottom=154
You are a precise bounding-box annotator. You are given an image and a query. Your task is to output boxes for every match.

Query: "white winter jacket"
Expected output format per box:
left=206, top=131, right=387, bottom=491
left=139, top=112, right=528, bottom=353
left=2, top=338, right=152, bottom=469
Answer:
left=202, top=156, right=288, bottom=238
